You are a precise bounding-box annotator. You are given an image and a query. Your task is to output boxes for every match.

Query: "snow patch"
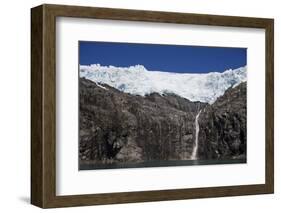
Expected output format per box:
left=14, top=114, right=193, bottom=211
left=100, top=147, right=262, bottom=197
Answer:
left=95, top=82, right=108, bottom=90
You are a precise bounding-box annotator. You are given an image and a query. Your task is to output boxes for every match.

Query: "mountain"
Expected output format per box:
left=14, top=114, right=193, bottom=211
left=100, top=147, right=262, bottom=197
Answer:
left=197, top=82, right=247, bottom=160
left=79, top=78, right=206, bottom=166
left=79, top=64, right=247, bottom=168
left=79, top=77, right=246, bottom=168
left=80, top=64, right=246, bottom=104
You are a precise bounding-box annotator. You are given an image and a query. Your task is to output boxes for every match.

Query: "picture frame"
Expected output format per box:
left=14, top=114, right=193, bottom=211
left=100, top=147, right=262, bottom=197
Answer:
left=31, top=4, right=274, bottom=208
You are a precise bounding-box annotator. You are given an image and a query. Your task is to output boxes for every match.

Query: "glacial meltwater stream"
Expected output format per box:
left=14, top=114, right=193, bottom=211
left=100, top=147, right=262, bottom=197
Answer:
left=191, top=110, right=202, bottom=160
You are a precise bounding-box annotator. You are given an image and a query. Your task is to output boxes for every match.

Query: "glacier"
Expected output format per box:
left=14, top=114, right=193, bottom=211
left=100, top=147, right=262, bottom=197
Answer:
left=80, top=64, right=247, bottom=104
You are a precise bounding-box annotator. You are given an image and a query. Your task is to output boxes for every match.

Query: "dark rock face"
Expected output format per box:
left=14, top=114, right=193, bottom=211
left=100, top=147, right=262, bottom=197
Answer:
left=79, top=78, right=206, bottom=165
left=79, top=78, right=247, bottom=168
left=197, top=82, right=247, bottom=160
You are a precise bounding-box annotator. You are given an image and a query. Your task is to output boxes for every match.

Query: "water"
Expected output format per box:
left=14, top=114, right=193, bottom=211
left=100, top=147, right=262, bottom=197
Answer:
left=190, top=110, right=201, bottom=160
left=79, top=158, right=246, bottom=170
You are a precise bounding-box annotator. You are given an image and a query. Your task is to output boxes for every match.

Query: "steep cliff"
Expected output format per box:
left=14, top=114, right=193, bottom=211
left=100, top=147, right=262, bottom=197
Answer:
left=79, top=77, right=247, bottom=168
left=197, top=82, right=247, bottom=160
left=79, top=78, right=206, bottom=165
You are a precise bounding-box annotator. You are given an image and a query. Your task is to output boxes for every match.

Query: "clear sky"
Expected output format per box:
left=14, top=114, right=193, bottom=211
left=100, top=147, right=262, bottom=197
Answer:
left=79, top=41, right=246, bottom=73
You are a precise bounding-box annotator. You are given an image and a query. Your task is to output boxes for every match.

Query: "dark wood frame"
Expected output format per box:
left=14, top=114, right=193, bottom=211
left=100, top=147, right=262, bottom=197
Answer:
left=31, top=4, right=274, bottom=208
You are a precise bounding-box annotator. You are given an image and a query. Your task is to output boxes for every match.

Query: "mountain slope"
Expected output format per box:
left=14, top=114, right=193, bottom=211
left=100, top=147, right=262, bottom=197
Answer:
left=197, top=82, right=247, bottom=160
left=79, top=78, right=206, bottom=166
left=80, top=64, right=247, bottom=104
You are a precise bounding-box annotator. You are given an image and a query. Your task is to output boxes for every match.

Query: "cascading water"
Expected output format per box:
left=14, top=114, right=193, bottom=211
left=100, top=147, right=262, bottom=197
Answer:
left=190, top=110, right=201, bottom=160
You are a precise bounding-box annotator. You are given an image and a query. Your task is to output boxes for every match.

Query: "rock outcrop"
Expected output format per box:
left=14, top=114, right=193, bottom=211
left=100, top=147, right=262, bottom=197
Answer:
left=79, top=78, right=206, bottom=165
left=197, top=82, right=247, bottom=160
left=79, top=78, right=247, bottom=168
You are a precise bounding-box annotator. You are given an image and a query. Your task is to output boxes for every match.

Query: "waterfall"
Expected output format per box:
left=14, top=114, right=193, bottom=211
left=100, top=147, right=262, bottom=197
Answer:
left=191, top=110, right=201, bottom=160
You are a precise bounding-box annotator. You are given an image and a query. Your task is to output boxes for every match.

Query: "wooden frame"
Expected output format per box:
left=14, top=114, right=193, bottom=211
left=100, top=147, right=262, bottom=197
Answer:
left=31, top=4, right=274, bottom=208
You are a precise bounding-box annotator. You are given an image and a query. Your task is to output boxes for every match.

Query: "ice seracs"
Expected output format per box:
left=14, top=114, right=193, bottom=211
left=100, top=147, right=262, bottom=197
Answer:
left=80, top=64, right=247, bottom=104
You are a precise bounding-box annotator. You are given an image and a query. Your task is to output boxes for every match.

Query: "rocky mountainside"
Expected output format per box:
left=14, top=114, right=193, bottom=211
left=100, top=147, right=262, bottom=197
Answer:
left=197, top=82, right=247, bottom=160
left=79, top=78, right=247, bottom=168
left=79, top=78, right=206, bottom=165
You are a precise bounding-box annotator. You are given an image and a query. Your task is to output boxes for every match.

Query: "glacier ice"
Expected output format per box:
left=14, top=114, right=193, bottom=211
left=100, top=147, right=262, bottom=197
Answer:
left=80, top=64, right=247, bottom=104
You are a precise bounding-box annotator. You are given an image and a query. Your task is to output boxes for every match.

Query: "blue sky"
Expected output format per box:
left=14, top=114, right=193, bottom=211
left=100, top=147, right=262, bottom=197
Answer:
left=79, top=41, right=246, bottom=73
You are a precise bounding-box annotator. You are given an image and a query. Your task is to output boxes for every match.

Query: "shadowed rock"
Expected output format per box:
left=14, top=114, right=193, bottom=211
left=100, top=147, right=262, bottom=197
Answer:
left=79, top=78, right=206, bottom=165
left=197, top=82, right=247, bottom=160
left=79, top=78, right=247, bottom=167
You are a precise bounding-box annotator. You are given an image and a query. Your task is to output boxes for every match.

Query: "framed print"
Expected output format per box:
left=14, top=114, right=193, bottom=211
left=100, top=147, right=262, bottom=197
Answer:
left=31, top=4, right=274, bottom=208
